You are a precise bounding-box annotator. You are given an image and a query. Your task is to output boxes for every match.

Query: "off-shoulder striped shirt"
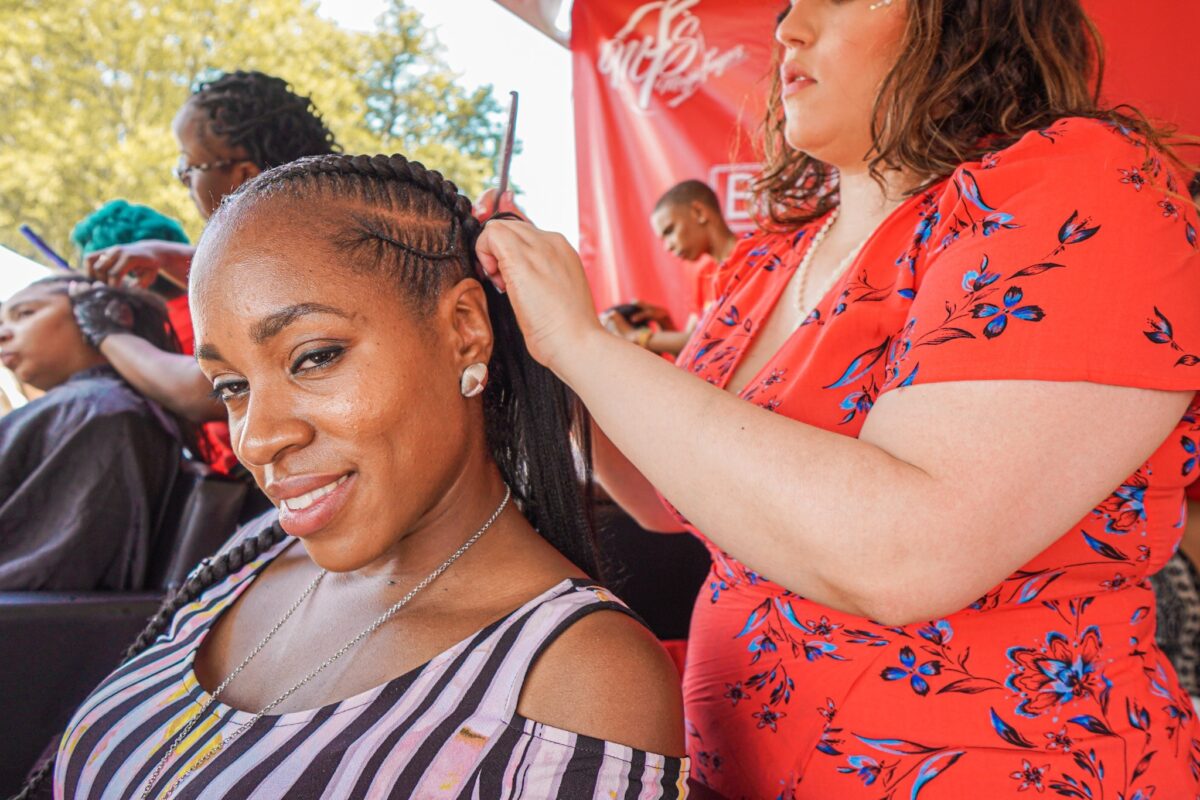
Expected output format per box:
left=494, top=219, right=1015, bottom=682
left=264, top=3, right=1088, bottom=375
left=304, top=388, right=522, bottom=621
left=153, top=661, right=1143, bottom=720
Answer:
left=54, top=518, right=689, bottom=798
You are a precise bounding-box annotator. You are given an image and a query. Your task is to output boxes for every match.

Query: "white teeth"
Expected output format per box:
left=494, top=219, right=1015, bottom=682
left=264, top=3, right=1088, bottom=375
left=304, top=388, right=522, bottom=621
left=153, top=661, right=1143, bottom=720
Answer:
left=282, top=474, right=348, bottom=512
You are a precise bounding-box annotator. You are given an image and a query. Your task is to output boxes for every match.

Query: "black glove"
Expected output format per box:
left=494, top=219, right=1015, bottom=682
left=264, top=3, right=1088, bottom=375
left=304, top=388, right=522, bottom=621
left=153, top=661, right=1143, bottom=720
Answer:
left=70, top=284, right=135, bottom=348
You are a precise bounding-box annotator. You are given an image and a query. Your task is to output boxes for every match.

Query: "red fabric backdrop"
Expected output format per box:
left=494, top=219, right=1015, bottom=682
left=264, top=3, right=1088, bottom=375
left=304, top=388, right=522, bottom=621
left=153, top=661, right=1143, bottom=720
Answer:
left=571, top=0, right=1200, bottom=321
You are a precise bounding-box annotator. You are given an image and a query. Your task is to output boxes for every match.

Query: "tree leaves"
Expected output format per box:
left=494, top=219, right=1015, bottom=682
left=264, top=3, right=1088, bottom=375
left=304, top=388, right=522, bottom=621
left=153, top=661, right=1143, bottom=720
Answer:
left=0, top=0, right=503, bottom=258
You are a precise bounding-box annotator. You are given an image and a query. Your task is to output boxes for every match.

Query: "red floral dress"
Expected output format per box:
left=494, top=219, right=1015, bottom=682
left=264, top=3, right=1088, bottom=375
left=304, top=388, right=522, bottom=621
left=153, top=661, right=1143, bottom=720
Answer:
left=672, top=118, right=1200, bottom=799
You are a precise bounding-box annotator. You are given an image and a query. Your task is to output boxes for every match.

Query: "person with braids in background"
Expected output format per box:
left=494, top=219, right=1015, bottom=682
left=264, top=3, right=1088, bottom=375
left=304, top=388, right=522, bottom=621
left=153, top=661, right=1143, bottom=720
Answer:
left=0, top=276, right=184, bottom=590
left=80, top=71, right=338, bottom=479
left=31, top=153, right=688, bottom=800
left=473, top=1, right=1200, bottom=797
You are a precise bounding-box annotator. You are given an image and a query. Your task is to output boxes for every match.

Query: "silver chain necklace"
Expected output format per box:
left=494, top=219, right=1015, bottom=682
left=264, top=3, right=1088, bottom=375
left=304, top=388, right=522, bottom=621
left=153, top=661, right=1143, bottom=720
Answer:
left=139, top=485, right=512, bottom=800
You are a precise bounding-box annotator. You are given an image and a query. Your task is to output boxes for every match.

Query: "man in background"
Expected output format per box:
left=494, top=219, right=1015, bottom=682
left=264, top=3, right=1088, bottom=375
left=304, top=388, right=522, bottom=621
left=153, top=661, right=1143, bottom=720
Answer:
left=602, top=180, right=739, bottom=356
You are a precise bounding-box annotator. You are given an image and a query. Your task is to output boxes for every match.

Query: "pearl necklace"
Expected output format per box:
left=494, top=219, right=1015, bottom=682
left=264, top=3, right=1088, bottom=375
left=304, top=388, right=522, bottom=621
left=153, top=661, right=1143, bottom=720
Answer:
left=791, top=207, right=871, bottom=330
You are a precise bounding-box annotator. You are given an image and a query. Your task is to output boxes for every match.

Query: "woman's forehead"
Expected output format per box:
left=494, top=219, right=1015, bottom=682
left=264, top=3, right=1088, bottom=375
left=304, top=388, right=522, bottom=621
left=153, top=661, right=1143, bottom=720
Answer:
left=8, top=282, right=73, bottom=305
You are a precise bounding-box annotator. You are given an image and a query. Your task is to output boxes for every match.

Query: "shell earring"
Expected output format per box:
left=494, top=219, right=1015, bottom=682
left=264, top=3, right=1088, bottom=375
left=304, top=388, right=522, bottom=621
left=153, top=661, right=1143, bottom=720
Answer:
left=460, top=362, right=488, bottom=398
left=868, top=0, right=893, bottom=8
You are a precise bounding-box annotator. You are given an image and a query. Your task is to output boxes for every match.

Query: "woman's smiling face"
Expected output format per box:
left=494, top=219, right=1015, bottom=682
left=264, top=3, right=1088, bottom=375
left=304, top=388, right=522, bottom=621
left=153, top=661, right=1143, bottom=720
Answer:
left=190, top=200, right=494, bottom=571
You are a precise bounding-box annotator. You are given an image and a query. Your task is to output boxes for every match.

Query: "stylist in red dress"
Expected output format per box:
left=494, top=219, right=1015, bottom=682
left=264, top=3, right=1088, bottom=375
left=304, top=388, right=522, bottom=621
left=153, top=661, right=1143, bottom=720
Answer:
left=477, top=1, right=1200, bottom=797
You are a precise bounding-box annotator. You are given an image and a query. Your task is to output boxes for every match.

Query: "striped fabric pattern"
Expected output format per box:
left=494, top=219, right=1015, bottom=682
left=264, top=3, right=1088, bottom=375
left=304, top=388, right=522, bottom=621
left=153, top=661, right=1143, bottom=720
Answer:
left=55, top=519, right=689, bottom=799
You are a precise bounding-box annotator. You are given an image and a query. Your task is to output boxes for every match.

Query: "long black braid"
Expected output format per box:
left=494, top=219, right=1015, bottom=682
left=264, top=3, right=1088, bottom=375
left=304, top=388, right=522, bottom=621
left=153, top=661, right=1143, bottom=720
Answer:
left=190, top=70, right=338, bottom=169
left=10, top=154, right=597, bottom=799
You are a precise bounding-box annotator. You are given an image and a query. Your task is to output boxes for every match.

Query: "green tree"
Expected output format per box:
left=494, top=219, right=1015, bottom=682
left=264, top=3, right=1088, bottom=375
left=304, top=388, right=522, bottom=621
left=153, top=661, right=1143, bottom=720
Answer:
left=360, top=0, right=505, bottom=198
left=0, top=0, right=503, bottom=263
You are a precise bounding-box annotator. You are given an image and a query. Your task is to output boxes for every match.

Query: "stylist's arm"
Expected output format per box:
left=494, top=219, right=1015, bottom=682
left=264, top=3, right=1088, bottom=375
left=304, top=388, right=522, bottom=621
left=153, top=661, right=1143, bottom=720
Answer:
left=476, top=219, right=1191, bottom=626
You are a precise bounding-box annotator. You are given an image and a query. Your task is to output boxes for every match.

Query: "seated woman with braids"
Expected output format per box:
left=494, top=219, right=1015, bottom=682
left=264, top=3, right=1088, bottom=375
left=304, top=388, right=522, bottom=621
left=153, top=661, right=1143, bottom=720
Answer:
left=43, top=155, right=687, bottom=799
left=0, top=277, right=182, bottom=590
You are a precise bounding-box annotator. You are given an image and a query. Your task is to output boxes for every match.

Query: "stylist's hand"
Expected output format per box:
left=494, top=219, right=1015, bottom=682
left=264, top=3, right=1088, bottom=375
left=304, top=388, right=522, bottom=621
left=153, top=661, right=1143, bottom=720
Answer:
left=472, top=189, right=528, bottom=223
left=69, top=282, right=136, bottom=348
left=475, top=220, right=604, bottom=373
left=85, top=240, right=187, bottom=289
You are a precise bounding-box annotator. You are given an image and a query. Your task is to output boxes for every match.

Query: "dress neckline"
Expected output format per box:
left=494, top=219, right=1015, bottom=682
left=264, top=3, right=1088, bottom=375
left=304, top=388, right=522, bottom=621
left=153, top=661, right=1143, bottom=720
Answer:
left=181, top=532, right=582, bottom=726
left=719, top=191, right=930, bottom=399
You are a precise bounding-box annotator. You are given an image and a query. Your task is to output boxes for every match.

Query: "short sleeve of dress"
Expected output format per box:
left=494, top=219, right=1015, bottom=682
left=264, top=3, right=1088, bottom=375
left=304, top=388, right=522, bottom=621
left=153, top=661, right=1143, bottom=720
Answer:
left=880, top=118, right=1200, bottom=395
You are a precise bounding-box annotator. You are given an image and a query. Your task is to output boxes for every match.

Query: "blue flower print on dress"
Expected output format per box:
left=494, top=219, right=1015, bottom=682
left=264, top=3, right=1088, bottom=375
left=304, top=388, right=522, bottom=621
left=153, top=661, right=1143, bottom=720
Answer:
left=1051, top=210, right=1101, bottom=256
left=881, top=646, right=943, bottom=696
left=837, top=755, right=881, bottom=786
left=1093, top=472, right=1148, bottom=534
left=918, top=620, right=954, bottom=646
left=1005, top=627, right=1110, bottom=718
left=1010, top=759, right=1050, bottom=792
left=961, top=258, right=1001, bottom=292
left=1119, top=167, right=1147, bottom=191
left=1183, top=436, right=1197, bottom=477
left=1143, top=307, right=1200, bottom=367
left=970, top=286, right=1046, bottom=338
left=753, top=704, right=786, bottom=732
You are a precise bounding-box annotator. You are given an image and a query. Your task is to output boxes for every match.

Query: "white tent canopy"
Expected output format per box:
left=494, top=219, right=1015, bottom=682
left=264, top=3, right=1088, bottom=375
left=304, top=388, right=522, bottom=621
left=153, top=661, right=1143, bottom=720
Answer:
left=493, top=0, right=570, bottom=46
left=0, top=246, right=53, bottom=302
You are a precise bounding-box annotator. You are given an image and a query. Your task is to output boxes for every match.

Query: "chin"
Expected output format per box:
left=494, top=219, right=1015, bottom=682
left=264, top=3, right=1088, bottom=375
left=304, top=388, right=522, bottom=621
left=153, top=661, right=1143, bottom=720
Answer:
left=294, top=531, right=375, bottom=575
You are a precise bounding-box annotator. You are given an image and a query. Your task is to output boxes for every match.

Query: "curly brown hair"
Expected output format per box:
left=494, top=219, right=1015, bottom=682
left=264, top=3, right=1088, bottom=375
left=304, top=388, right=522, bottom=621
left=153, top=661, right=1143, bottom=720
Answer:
left=756, top=0, right=1181, bottom=230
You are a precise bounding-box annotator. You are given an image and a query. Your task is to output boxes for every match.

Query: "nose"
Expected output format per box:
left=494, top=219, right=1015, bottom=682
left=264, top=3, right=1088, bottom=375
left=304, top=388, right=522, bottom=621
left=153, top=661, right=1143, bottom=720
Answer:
left=775, top=2, right=813, bottom=49
left=0, top=324, right=12, bottom=345
left=233, top=390, right=315, bottom=469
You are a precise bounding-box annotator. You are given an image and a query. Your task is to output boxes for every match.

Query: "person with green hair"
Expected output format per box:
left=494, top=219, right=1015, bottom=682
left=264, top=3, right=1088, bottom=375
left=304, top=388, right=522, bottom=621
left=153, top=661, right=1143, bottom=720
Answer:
left=71, top=199, right=191, bottom=318
left=71, top=199, right=190, bottom=256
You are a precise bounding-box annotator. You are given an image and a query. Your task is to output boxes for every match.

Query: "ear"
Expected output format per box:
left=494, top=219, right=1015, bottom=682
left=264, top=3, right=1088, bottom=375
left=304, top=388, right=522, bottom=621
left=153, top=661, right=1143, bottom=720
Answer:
left=689, top=200, right=709, bottom=225
left=232, top=161, right=261, bottom=188
left=441, top=277, right=494, bottom=369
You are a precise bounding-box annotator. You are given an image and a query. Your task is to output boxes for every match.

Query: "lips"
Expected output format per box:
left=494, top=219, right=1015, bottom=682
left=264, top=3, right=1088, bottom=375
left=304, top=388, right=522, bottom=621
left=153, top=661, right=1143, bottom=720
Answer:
left=267, top=471, right=357, bottom=538
left=0, top=352, right=19, bottom=370
left=780, top=61, right=816, bottom=98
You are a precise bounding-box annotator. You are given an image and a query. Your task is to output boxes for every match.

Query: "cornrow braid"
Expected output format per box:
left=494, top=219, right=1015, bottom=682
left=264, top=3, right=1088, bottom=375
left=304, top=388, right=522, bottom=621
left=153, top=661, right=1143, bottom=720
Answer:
left=9, top=522, right=288, bottom=800
left=214, top=152, right=599, bottom=576
left=191, top=70, right=338, bottom=169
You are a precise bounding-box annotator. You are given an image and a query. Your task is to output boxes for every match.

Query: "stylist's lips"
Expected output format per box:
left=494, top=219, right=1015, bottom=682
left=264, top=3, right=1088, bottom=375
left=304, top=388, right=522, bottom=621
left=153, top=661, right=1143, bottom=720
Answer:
left=269, top=471, right=356, bottom=537
left=780, top=62, right=816, bottom=98
left=0, top=352, right=18, bottom=369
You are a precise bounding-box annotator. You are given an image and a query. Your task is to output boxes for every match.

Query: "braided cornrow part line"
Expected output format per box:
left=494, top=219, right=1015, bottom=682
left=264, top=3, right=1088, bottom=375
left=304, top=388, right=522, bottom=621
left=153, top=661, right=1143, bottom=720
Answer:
left=8, top=521, right=288, bottom=800
left=246, top=153, right=481, bottom=238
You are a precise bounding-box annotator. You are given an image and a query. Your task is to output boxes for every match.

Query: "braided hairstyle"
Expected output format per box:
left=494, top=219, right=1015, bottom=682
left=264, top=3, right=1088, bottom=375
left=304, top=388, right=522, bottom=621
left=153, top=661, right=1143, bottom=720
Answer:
left=214, top=152, right=599, bottom=575
left=190, top=70, right=338, bottom=169
left=9, top=154, right=597, bottom=800
left=31, top=275, right=182, bottom=356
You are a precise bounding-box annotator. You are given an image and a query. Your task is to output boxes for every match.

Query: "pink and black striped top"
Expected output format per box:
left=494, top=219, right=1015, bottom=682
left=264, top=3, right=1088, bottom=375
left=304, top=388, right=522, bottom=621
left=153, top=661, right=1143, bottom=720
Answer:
left=54, top=518, right=689, bottom=798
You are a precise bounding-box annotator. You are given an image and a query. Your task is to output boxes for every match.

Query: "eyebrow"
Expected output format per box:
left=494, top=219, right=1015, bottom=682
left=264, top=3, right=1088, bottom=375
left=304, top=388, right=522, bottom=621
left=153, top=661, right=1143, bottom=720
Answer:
left=194, top=302, right=353, bottom=363
left=250, top=303, right=352, bottom=344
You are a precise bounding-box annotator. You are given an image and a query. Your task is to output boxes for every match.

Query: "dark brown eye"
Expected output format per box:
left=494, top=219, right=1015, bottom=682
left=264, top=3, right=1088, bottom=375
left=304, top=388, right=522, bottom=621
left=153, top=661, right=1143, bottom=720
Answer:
left=291, top=345, right=344, bottom=374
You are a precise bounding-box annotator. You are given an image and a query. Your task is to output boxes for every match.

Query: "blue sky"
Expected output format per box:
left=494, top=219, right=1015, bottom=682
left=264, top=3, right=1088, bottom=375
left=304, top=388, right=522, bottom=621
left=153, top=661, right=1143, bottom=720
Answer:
left=318, top=0, right=580, bottom=243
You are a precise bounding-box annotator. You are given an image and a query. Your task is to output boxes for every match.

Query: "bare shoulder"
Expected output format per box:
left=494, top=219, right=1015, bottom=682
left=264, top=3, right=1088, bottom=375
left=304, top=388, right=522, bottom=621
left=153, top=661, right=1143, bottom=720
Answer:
left=516, top=607, right=685, bottom=758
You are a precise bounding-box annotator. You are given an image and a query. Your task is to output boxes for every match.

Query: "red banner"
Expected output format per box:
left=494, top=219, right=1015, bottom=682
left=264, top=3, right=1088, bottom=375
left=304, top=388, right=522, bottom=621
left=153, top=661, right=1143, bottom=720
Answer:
left=571, top=0, right=777, bottom=325
left=570, top=0, right=1200, bottom=322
